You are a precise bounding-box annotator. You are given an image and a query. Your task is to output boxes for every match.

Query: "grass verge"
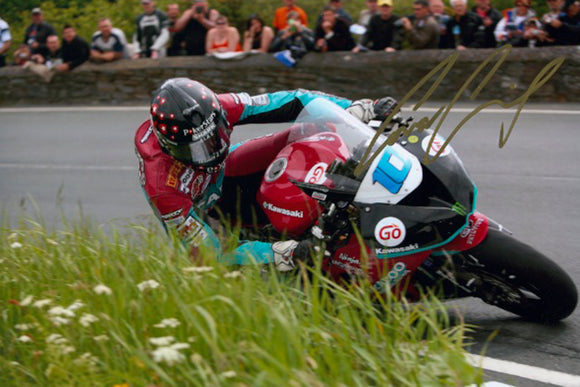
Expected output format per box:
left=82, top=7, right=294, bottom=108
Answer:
left=0, top=218, right=483, bottom=386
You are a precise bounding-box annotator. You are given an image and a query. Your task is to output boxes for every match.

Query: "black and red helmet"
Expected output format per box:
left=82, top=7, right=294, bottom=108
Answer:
left=150, top=78, right=231, bottom=170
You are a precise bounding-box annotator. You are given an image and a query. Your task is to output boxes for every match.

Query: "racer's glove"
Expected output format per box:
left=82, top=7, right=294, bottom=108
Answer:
left=368, top=96, right=399, bottom=130
left=272, top=240, right=314, bottom=272
left=346, top=99, right=376, bottom=123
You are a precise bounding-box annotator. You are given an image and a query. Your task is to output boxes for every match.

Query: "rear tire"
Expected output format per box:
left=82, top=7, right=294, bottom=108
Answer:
left=458, top=229, right=577, bottom=322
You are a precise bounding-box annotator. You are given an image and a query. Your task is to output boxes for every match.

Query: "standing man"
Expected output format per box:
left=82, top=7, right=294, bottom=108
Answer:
left=273, top=0, right=309, bottom=31
left=472, top=0, right=503, bottom=47
left=0, top=15, right=10, bottom=67
left=354, top=0, right=402, bottom=52
left=90, top=18, right=127, bottom=63
left=60, top=25, right=90, bottom=71
left=358, top=0, right=380, bottom=28
left=133, top=0, right=170, bottom=59
left=166, top=3, right=186, bottom=56
left=445, top=0, right=485, bottom=49
left=23, top=8, right=56, bottom=55
left=400, top=0, right=440, bottom=49
left=315, top=6, right=355, bottom=51
left=173, top=0, right=219, bottom=56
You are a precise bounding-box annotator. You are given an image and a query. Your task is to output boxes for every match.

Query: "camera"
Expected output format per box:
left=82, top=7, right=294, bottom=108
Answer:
left=195, top=5, right=203, bottom=13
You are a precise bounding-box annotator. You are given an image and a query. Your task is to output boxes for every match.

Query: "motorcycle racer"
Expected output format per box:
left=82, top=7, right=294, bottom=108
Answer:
left=134, top=77, right=380, bottom=271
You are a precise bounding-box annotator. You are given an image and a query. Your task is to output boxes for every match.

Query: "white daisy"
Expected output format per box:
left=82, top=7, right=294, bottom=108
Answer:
left=46, top=334, right=68, bottom=345
left=151, top=343, right=190, bottom=366
left=154, top=318, right=181, bottom=328
left=33, top=299, right=52, bottom=308
left=93, top=284, right=113, bottom=295
left=67, top=300, right=84, bottom=311
left=183, top=266, right=214, bottom=273
left=49, top=316, right=71, bottom=326
left=79, top=313, right=99, bottom=327
left=48, top=306, right=76, bottom=318
left=149, top=336, right=175, bottom=346
left=17, top=335, right=33, bottom=343
left=20, top=295, right=34, bottom=306
left=10, top=242, right=23, bottom=249
left=137, top=279, right=160, bottom=291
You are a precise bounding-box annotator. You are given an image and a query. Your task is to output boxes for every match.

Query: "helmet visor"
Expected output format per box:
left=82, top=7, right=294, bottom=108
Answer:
left=156, top=117, right=230, bottom=167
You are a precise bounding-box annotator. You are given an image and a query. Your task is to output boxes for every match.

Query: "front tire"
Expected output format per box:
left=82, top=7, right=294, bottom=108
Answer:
left=458, top=229, right=577, bottom=322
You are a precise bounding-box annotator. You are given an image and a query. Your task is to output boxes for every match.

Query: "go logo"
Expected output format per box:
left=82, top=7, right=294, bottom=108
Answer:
left=374, top=217, right=406, bottom=247
left=305, top=162, right=328, bottom=185
left=422, top=134, right=451, bottom=157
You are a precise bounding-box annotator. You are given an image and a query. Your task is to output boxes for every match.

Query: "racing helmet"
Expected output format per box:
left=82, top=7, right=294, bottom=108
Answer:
left=150, top=78, right=231, bottom=170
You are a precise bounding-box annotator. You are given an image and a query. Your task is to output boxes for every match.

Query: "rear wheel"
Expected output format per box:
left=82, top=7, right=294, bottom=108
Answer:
left=456, top=229, right=577, bottom=322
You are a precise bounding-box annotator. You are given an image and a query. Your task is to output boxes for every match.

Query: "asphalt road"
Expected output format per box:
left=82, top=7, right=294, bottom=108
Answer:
left=1, top=102, right=579, bottom=386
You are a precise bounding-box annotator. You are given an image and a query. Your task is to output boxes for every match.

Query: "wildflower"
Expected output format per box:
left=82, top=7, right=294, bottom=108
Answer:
left=17, top=335, right=33, bottom=343
left=220, top=370, right=237, bottom=378
left=224, top=271, right=242, bottom=279
left=15, top=323, right=38, bottom=330
left=93, top=335, right=109, bottom=342
left=67, top=300, right=84, bottom=311
left=154, top=318, right=181, bottom=328
left=10, top=242, right=23, bottom=249
left=149, top=336, right=175, bottom=346
left=48, top=306, right=75, bottom=318
left=49, top=316, right=71, bottom=326
left=137, top=279, right=160, bottom=292
left=20, top=295, right=34, bottom=306
left=79, top=313, right=99, bottom=327
left=59, top=346, right=76, bottom=355
left=151, top=343, right=190, bottom=366
left=33, top=299, right=52, bottom=308
left=46, top=334, right=68, bottom=345
left=93, top=284, right=113, bottom=295
left=73, top=352, right=99, bottom=367
left=183, top=266, right=214, bottom=273
left=190, top=353, right=203, bottom=363
left=46, top=238, right=58, bottom=246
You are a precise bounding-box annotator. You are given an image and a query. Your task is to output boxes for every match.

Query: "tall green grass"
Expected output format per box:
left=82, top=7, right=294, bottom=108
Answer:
left=1, top=218, right=482, bottom=386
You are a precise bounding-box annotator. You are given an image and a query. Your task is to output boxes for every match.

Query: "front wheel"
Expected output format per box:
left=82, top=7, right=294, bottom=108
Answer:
left=457, top=229, right=577, bottom=322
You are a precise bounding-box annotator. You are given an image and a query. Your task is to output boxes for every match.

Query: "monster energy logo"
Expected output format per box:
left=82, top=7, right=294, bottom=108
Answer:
left=452, top=202, right=468, bottom=216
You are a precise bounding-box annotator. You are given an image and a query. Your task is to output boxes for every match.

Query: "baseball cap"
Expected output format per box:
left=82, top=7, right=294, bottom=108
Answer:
left=32, top=7, right=42, bottom=14
left=378, top=0, right=393, bottom=6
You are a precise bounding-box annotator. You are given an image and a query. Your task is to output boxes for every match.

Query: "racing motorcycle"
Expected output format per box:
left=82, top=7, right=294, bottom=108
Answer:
left=229, top=98, right=578, bottom=322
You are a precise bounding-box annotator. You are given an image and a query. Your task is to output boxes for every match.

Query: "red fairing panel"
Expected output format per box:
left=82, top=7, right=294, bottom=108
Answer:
left=257, top=132, right=350, bottom=236
left=440, top=212, right=489, bottom=252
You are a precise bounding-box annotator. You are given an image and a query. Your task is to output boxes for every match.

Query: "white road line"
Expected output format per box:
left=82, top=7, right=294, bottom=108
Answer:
left=468, top=355, right=580, bottom=387
left=0, top=106, right=579, bottom=115
left=0, top=163, right=134, bottom=171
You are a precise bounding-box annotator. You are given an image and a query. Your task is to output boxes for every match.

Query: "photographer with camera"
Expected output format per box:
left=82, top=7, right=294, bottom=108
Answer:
left=494, top=0, right=537, bottom=46
left=270, top=10, right=314, bottom=65
left=174, top=0, right=219, bottom=56
left=544, top=0, right=580, bottom=45
left=472, top=0, right=502, bottom=47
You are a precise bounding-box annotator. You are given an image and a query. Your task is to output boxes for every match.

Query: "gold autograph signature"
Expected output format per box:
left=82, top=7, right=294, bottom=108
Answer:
left=353, top=45, right=565, bottom=177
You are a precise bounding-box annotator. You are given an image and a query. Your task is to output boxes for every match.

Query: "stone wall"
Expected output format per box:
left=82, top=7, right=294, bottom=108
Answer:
left=0, top=46, right=579, bottom=106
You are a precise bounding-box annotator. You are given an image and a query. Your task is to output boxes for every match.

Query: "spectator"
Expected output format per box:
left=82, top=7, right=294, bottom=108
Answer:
left=133, top=0, right=169, bottom=59
left=270, top=10, right=315, bottom=62
left=243, top=15, right=274, bottom=52
left=15, top=7, right=56, bottom=64
left=174, top=0, right=219, bottom=56
left=273, top=0, right=309, bottom=31
left=545, top=0, right=580, bottom=45
left=167, top=3, right=186, bottom=56
left=90, top=18, right=127, bottom=63
left=472, top=0, right=503, bottom=47
left=24, top=8, right=56, bottom=54
left=358, top=0, right=380, bottom=28
left=0, top=16, right=10, bottom=67
left=61, top=25, right=90, bottom=70
left=445, top=0, right=485, bottom=49
left=430, top=0, right=451, bottom=48
left=494, top=0, right=536, bottom=46
left=328, top=0, right=354, bottom=23
left=315, top=6, right=356, bottom=51
left=354, top=0, right=402, bottom=52
left=23, top=34, right=62, bottom=82
left=205, top=16, right=241, bottom=54
left=400, top=0, right=440, bottom=49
